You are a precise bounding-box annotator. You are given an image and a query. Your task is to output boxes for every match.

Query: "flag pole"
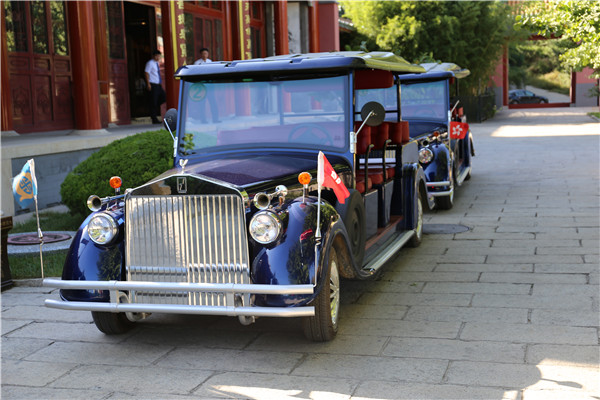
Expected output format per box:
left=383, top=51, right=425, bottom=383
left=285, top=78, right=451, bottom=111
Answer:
left=34, top=193, right=44, bottom=280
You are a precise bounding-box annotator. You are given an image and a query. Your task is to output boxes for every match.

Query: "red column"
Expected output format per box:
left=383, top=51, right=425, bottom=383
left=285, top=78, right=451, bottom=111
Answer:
left=161, top=1, right=186, bottom=109
left=317, top=2, right=339, bottom=51
left=309, top=2, right=320, bottom=53
left=502, top=45, right=509, bottom=106
left=67, top=1, right=102, bottom=130
left=1, top=5, right=14, bottom=132
left=274, top=0, right=289, bottom=55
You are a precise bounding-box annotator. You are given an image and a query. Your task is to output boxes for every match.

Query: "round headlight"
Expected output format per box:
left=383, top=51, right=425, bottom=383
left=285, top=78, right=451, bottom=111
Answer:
left=419, top=147, right=434, bottom=164
left=87, top=213, right=118, bottom=245
left=249, top=211, right=281, bottom=244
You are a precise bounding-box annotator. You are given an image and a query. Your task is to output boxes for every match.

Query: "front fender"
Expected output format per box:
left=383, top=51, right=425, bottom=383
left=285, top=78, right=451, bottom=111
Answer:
left=252, top=197, right=341, bottom=307
left=60, top=210, right=125, bottom=302
left=422, top=142, right=451, bottom=183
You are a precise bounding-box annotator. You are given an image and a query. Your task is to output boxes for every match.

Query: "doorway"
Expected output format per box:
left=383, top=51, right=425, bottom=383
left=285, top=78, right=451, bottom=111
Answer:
left=124, top=2, right=157, bottom=119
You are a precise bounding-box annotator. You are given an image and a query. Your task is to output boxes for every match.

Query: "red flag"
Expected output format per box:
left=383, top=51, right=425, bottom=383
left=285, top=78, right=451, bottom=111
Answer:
left=449, top=121, right=469, bottom=139
left=318, top=151, right=350, bottom=204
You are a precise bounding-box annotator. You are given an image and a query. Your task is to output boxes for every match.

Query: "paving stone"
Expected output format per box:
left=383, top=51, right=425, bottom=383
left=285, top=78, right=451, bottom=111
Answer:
left=434, top=263, right=533, bottom=273
left=358, top=292, right=473, bottom=307
left=530, top=309, right=600, bottom=327
left=535, top=264, right=599, bottom=274
left=383, top=337, right=526, bottom=363
left=519, top=389, right=599, bottom=400
left=445, top=246, right=535, bottom=256
left=1, top=337, right=53, bottom=360
left=1, top=319, right=30, bottom=336
left=5, top=321, right=135, bottom=343
left=338, top=318, right=461, bottom=339
left=50, top=364, right=212, bottom=395
left=365, top=280, right=426, bottom=293
left=385, top=271, right=481, bottom=283
left=403, top=306, right=528, bottom=324
left=472, top=293, right=593, bottom=310
left=353, top=381, right=519, bottom=400
left=1, top=305, right=92, bottom=323
left=526, top=344, right=600, bottom=367
left=26, top=341, right=173, bottom=366
left=123, top=325, right=258, bottom=349
left=584, top=254, right=599, bottom=264
left=492, top=239, right=580, bottom=248
left=1, top=359, right=76, bottom=387
left=485, top=255, right=584, bottom=264
left=531, top=284, right=599, bottom=297
left=422, top=282, right=531, bottom=295
left=193, top=371, right=355, bottom=399
left=292, top=353, right=448, bottom=383
left=480, top=272, right=587, bottom=284
left=537, top=247, right=600, bottom=255
left=341, top=304, right=409, bottom=320
left=157, top=347, right=304, bottom=374
left=446, top=361, right=599, bottom=392
left=460, top=322, right=598, bottom=345
left=1, top=386, right=110, bottom=400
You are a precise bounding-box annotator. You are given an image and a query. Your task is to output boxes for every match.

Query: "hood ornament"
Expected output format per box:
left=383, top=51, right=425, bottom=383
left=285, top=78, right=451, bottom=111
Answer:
left=179, top=158, right=188, bottom=173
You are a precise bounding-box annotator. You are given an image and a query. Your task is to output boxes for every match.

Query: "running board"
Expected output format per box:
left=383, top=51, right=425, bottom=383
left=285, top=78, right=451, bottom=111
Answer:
left=455, top=166, right=471, bottom=186
left=363, top=230, right=414, bottom=274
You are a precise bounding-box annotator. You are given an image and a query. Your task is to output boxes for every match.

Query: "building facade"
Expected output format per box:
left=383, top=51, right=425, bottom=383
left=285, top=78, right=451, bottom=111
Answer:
left=1, top=0, right=340, bottom=135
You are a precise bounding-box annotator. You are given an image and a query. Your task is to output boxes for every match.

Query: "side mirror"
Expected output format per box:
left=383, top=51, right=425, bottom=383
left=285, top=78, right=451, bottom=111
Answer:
left=360, top=102, right=385, bottom=127
left=163, top=108, right=178, bottom=133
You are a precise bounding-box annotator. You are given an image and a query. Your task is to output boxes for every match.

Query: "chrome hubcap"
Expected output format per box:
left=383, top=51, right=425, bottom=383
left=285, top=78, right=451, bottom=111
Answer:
left=330, top=259, right=340, bottom=325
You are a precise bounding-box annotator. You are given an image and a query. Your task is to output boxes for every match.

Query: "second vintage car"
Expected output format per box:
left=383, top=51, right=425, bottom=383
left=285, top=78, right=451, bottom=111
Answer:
left=43, top=52, right=434, bottom=341
left=398, top=62, right=475, bottom=209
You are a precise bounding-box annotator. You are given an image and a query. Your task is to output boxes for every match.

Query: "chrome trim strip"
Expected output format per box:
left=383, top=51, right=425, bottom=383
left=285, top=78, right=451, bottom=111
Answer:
left=426, top=181, right=451, bottom=187
left=43, top=278, right=314, bottom=295
left=362, top=231, right=414, bottom=273
left=429, top=189, right=453, bottom=197
left=45, top=299, right=315, bottom=317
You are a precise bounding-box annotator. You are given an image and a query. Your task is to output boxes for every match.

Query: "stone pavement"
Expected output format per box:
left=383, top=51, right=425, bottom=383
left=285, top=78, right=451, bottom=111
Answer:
left=2, top=107, right=599, bottom=399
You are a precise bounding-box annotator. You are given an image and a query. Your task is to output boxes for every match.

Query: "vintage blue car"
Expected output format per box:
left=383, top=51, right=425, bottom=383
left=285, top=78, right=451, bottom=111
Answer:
left=398, top=63, right=475, bottom=209
left=43, top=52, right=434, bottom=341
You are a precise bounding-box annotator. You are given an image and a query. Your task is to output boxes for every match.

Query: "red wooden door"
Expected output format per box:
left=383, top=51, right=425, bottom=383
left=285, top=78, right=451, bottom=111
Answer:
left=106, top=1, right=130, bottom=125
left=4, top=1, right=73, bottom=133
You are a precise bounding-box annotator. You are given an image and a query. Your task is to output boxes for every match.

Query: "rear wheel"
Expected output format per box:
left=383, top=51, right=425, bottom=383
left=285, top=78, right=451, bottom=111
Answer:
left=408, top=190, right=424, bottom=248
left=303, top=246, right=340, bottom=342
left=91, top=311, right=134, bottom=334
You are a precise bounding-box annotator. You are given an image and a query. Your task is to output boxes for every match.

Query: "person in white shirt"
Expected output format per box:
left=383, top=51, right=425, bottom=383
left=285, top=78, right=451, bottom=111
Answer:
left=193, top=48, right=212, bottom=65
left=144, top=50, right=166, bottom=124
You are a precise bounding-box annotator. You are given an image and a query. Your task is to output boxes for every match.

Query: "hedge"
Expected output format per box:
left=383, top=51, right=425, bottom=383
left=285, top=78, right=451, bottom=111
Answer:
left=60, top=130, right=174, bottom=216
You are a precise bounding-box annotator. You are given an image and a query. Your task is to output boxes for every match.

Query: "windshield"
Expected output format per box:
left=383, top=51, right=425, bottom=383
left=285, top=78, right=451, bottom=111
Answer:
left=400, top=80, right=448, bottom=122
left=178, top=75, right=349, bottom=155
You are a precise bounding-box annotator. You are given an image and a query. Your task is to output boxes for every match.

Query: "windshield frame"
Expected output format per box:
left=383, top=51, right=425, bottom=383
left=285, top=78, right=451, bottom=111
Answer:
left=176, top=73, right=352, bottom=158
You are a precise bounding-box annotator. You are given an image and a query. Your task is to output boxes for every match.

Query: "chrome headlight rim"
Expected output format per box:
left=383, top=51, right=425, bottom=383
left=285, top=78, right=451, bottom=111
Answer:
left=419, top=147, right=434, bottom=164
left=87, top=213, right=118, bottom=245
left=249, top=210, right=282, bottom=245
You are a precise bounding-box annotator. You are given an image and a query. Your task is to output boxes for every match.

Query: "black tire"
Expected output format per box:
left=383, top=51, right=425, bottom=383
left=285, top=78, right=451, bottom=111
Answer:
left=335, top=190, right=366, bottom=269
left=435, top=173, right=454, bottom=210
left=91, top=311, right=134, bottom=334
left=408, top=190, right=423, bottom=248
left=303, top=246, right=340, bottom=342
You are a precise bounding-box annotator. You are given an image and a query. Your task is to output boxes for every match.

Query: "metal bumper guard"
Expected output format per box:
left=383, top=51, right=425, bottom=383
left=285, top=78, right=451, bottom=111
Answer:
left=43, top=278, right=315, bottom=317
left=426, top=180, right=453, bottom=197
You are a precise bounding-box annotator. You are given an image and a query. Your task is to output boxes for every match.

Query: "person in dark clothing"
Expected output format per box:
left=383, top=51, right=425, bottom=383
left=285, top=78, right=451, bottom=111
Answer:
left=144, top=50, right=166, bottom=124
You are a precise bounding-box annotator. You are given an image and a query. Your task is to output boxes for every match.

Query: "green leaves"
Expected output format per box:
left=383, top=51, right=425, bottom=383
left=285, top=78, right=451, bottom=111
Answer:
left=340, top=1, right=512, bottom=95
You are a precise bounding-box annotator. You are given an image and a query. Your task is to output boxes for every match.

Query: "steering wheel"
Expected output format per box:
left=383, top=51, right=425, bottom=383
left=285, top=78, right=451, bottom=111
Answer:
left=288, top=123, right=333, bottom=146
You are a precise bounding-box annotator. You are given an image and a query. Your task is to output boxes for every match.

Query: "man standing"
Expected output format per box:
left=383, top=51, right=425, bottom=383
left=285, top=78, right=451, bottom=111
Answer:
left=193, top=48, right=212, bottom=65
left=144, top=50, right=166, bottom=124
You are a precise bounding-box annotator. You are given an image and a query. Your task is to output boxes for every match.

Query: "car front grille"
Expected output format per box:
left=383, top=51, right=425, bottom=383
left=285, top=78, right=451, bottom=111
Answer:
left=125, top=194, right=250, bottom=306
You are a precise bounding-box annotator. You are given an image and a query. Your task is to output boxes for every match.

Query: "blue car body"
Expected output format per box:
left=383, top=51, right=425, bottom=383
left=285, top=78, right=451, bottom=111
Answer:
left=44, top=52, right=433, bottom=341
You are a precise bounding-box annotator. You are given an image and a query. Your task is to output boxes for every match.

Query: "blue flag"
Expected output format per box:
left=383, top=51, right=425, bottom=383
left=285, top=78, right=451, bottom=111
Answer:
left=12, top=159, right=38, bottom=208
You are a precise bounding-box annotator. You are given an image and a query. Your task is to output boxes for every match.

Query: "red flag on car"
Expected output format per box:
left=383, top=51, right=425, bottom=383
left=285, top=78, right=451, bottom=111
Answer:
left=317, top=151, right=350, bottom=204
left=449, top=121, right=469, bottom=139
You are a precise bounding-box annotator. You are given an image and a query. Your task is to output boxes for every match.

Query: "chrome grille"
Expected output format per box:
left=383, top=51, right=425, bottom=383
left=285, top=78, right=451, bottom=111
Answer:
left=125, top=194, right=250, bottom=306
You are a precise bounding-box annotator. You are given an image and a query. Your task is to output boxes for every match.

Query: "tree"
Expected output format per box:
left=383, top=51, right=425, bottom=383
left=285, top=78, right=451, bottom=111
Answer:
left=515, top=1, right=600, bottom=79
left=340, top=1, right=513, bottom=95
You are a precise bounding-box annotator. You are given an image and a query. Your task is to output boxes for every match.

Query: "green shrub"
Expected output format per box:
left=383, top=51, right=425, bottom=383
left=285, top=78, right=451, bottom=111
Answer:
left=61, top=130, right=174, bottom=216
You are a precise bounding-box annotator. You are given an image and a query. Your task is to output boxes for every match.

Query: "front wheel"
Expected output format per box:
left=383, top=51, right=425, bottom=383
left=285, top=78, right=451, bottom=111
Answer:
left=435, top=174, right=454, bottom=210
left=92, top=311, right=134, bottom=335
left=303, top=246, right=341, bottom=342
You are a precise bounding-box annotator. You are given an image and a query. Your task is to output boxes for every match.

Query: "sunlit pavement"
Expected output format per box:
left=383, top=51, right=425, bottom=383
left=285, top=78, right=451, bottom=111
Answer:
left=2, top=107, right=599, bottom=399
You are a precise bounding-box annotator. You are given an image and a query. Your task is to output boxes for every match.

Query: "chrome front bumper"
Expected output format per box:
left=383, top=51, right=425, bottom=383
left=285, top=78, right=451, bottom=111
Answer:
left=426, top=181, right=453, bottom=197
left=43, top=278, right=315, bottom=317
